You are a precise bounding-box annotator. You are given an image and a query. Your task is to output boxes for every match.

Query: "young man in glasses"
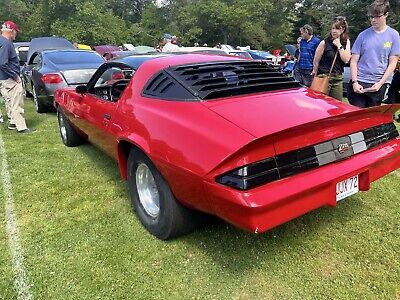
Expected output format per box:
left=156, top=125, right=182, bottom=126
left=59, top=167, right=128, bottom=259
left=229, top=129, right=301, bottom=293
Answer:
left=348, top=0, right=400, bottom=108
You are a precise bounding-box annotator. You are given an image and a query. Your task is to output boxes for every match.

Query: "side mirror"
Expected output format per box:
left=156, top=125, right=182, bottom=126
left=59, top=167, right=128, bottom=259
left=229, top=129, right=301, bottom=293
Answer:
left=75, top=85, right=88, bottom=94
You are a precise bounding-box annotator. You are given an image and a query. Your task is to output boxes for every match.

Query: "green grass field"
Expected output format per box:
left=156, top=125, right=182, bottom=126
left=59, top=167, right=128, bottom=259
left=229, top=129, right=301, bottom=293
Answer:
left=0, top=100, right=399, bottom=299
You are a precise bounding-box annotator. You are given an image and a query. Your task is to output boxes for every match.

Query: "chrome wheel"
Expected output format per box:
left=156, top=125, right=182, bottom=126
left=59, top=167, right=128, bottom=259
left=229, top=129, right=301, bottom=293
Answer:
left=136, top=163, right=160, bottom=218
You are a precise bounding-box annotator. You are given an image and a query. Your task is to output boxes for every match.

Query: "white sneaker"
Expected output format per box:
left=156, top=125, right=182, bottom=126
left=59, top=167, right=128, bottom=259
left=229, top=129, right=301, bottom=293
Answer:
left=0, top=116, right=4, bottom=123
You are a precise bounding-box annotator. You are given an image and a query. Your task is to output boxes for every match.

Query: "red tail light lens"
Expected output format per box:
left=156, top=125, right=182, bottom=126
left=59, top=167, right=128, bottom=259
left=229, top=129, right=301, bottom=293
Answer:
left=42, top=73, right=64, bottom=84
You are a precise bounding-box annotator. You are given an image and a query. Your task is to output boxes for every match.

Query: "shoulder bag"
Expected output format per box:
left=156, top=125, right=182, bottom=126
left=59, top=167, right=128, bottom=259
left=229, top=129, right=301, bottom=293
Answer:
left=310, top=50, right=339, bottom=94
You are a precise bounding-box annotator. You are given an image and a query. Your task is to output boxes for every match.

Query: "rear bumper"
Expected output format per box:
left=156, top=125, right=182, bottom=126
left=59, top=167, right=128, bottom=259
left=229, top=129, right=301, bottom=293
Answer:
left=204, top=138, right=400, bottom=233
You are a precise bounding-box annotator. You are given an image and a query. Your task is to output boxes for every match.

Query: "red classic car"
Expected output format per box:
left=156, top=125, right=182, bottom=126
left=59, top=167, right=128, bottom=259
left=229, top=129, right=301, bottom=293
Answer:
left=54, top=53, right=400, bottom=240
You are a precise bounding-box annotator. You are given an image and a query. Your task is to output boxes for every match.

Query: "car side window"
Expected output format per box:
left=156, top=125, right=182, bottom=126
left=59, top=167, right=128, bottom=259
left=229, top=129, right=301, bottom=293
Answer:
left=92, top=66, right=134, bottom=102
left=32, top=54, right=41, bottom=66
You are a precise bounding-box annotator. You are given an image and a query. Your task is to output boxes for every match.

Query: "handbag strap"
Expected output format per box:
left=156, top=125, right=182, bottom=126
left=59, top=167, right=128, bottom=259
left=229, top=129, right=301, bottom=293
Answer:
left=328, top=50, right=339, bottom=77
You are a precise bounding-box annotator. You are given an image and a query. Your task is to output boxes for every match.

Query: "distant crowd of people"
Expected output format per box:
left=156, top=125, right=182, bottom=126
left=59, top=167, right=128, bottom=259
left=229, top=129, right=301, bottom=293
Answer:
left=293, top=0, right=400, bottom=122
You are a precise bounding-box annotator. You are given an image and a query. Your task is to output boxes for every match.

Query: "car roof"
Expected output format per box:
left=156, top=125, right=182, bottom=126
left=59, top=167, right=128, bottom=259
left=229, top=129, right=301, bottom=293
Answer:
left=174, top=47, right=226, bottom=54
left=29, top=49, right=103, bottom=65
left=112, top=53, right=171, bottom=69
left=94, top=45, right=121, bottom=55
left=42, top=49, right=99, bottom=54
left=123, top=53, right=244, bottom=72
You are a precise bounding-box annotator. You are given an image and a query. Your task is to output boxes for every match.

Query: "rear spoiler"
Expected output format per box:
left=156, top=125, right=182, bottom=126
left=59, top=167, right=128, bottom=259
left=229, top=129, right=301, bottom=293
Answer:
left=207, top=104, right=400, bottom=176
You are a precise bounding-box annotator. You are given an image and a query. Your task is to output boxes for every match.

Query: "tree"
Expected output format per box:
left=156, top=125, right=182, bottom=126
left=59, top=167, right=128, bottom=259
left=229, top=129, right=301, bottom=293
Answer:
left=20, top=0, right=133, bottom=45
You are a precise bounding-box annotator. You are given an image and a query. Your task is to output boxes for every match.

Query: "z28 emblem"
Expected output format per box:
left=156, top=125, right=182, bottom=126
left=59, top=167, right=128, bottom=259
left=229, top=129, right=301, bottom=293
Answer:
left=338, top=143, right=350, bottom=154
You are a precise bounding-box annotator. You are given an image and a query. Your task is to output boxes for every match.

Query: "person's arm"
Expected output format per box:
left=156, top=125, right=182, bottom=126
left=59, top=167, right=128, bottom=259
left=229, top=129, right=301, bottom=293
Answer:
left=311, top=41, right=324, bottom=76
left=334, top=39, right=351, bottom=64
left=0, top=43, right=19, bottom=81
left=350, top=54, right=363, bottom=94
left=369, top=55, right=399, bottom=92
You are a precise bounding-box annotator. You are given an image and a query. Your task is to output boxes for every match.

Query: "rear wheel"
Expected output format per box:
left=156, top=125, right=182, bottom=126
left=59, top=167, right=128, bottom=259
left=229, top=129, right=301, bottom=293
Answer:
left=127, top=149, right=200, bottom=240
left=32, top=85, right=47, bottom=113
left=57, top=106, right=84, bottom=147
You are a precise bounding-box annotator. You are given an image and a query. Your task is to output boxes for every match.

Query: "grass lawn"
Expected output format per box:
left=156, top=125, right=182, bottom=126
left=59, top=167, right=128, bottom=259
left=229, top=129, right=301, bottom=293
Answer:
left=0, top=100, right=399, bottom=299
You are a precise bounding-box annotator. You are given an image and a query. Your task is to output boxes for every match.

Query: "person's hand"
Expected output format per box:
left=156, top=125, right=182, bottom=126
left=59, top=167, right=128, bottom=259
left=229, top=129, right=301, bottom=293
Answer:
left=311, top=70, right=316, bottom=76
left=353, top=82, right=364, bottom=94
left=332, top=38, right=342, bottom=49
left=366, top=82, right=382, bottom=93
left=15, top=75, right=20, bottom=83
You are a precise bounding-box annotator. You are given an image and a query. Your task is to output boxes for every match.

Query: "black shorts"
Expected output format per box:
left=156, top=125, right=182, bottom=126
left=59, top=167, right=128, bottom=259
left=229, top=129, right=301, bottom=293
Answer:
left=347, top=81, right=388, bottom=108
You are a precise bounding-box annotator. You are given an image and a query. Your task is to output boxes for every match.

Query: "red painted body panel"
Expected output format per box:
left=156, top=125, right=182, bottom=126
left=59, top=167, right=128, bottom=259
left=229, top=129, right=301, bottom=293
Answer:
left=204, top=139, right=400, bottom=232
left=54, top=54, right=400, bottom=234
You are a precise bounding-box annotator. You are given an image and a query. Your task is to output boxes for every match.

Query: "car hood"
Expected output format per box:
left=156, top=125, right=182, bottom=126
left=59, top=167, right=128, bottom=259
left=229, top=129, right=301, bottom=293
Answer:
left=202, top=89, right=359, bottom=138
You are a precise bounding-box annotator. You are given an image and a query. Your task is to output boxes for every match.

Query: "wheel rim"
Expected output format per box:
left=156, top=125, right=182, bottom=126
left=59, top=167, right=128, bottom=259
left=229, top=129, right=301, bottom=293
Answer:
left=58, top=112, right=67, bottom=142
left=136, top=163, right=160, bottom=218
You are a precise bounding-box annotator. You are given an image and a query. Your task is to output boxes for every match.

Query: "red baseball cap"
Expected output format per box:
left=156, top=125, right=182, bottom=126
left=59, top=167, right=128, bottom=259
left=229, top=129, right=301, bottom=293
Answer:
left=2, top=21, right=21, bottom=33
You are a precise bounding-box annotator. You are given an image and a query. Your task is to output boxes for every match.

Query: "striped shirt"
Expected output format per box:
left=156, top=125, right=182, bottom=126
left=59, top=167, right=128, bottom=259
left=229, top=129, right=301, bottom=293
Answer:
left=298, top=36, right=320, bottom=70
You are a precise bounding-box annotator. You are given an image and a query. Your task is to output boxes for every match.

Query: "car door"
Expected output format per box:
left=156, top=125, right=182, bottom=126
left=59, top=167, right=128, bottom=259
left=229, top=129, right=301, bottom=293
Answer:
left=70, top=63, right=133, bottom=159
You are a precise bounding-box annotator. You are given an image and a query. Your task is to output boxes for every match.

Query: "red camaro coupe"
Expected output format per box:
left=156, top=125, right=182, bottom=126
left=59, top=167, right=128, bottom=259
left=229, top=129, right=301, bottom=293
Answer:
left=54, top=53, right=400, bottom=240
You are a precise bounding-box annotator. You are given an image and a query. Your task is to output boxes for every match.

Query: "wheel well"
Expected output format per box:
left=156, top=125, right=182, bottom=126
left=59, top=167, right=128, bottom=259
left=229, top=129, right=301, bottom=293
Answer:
left=117, top=141, right=144, bottom=180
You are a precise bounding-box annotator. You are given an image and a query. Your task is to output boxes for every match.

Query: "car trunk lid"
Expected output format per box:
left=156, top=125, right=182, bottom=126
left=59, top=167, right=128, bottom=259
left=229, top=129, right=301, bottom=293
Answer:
left=202, top=89, right=362, bottom=138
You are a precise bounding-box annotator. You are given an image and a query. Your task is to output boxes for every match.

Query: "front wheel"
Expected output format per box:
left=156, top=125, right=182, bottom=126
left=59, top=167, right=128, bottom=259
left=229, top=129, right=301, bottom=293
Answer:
left=127, top=149, right=200, bottom=240
left=57, top=106, right=84, bottom=147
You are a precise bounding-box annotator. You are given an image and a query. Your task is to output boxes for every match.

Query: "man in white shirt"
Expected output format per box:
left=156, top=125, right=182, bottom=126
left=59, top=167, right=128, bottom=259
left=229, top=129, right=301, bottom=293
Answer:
left=161, top=34, right=180, bottom=52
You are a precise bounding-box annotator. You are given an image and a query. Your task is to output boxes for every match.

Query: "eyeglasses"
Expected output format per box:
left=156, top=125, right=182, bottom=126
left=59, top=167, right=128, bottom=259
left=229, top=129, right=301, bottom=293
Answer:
left=369, top=14, right=385, bottom=19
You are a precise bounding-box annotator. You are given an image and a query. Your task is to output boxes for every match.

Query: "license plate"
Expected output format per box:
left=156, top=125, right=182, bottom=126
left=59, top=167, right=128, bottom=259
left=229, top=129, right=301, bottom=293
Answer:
left=336, top=175, right=359, bottom=201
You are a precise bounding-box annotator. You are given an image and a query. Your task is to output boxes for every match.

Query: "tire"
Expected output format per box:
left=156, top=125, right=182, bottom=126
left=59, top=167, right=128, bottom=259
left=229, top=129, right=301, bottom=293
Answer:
left=127, top=149, right=200, bottom=240
left=57, top=106, right=84, bottom=147
left=32, top=85, right=48, bottom=113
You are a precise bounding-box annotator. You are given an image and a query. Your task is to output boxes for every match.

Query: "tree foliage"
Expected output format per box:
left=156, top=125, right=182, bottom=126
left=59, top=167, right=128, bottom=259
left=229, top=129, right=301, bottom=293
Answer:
left=1, top=0, right=400, bottom=50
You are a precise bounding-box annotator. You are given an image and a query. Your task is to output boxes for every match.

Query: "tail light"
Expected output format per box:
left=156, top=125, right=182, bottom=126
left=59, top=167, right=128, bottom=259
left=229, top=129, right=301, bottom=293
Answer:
left=217, top=123, right=399, bottom=190
left=42, top=73, right=64, bottom=84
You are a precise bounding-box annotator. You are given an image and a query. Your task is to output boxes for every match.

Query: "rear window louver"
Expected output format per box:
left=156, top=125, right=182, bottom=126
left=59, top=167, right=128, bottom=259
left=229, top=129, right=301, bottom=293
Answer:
left=143, top=71, right=194, bottom=100
left=143, top=72, right=175, bottom=95
left=142, top=60, right=301, bottom=101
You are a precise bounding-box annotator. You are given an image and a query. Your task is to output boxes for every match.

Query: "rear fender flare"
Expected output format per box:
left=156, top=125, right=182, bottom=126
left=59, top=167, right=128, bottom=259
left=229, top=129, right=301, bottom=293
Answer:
left=117, top=135, right=150, bottom=180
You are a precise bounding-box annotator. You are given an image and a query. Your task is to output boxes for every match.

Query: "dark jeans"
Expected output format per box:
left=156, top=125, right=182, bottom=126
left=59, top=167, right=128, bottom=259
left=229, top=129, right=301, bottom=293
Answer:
left=347, top=81, right=388, bottom=108
left=294, top=68, right=312, bottom=87
left=386, top=71, right=400, bottom=104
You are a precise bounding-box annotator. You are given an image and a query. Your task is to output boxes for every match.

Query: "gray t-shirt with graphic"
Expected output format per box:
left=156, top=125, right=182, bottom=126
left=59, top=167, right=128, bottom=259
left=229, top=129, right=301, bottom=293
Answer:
left=351, top=26, right=400, bottom=83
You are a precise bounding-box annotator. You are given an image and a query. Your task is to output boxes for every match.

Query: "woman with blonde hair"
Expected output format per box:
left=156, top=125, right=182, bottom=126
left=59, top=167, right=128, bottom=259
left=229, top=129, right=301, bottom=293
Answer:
left=311, top=16, right=351, bottom=100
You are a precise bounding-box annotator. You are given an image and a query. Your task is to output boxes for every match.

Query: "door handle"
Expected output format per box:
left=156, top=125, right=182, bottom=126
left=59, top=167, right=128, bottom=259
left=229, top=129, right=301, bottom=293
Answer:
left=104, top=113, right=111, bottom=120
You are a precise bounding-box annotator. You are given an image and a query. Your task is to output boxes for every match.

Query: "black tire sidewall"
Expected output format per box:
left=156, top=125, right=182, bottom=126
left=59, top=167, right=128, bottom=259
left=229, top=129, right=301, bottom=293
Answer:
left=33, top=84, right=46, bottom=113
left=127, top=150, right=175, bottom=239
left=57, top=107, right=83, bottom=147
